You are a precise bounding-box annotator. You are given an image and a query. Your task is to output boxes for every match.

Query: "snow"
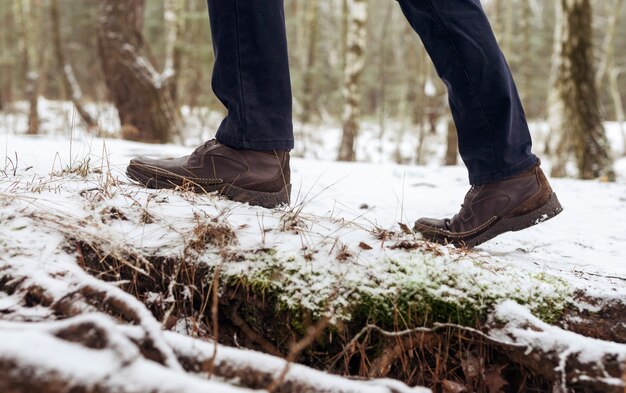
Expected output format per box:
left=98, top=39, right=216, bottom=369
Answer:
left=0, top=318, right=258, bottom=393
left=166, top=332, right=430, bottom=393
left=494, top=301, right=626, bottom=364
left=2, top=128, right=625, bottom=302
left=493, top=301, right=626, bottom=389
left=2, top=101, right=626, bottom=390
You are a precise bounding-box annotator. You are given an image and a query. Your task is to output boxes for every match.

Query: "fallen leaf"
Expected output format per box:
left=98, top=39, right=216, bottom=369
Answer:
left=484, top=365, right=508, bottom=393
left=398, top=222, right=412, bottom=235
left=358, top=242, right=373, bottom=250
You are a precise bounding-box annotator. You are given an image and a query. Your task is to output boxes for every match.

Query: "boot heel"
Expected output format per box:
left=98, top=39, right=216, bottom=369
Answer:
left=222, top=183, right=292, bottom=209
left=508, top=192, right=563, bottom=232
left=464, top=193, right=563, bottom=248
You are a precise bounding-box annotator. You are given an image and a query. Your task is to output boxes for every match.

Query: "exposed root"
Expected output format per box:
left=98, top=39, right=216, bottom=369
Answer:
left=228, top=301, right=284, bottom=358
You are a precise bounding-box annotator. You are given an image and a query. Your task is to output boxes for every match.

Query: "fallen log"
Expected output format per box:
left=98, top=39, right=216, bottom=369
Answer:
left=489, top=301, right=626, bottom=393
left=0, top=316, right=429, bottom=393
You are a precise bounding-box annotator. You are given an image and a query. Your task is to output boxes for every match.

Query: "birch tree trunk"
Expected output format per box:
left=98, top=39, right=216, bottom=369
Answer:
left=50, top=0, right=97, bottom=129
left=548, top=0, right=614, bottom=180
left=337, top=0, right=367, bottom=162
left=97, top=0, right=182, bottom=143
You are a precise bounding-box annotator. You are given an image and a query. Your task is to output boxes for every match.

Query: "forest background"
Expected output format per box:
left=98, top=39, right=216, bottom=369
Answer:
left=1, top=0, right=624, bottom=179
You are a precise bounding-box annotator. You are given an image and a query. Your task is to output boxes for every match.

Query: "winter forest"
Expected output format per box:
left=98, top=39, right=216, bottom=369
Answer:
left=1, top=0, right=626, bottom=392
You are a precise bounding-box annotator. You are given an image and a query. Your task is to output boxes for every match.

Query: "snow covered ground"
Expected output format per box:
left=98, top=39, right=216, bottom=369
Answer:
left=3, top=129, right=625, bottom=298
left=2, top=102, right=626, bottom=391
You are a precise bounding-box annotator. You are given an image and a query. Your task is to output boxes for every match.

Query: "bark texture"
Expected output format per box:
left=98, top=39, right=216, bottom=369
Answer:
left=548, top=0, right=614, bottom=179
left=96, top=0, right=181, bottom=143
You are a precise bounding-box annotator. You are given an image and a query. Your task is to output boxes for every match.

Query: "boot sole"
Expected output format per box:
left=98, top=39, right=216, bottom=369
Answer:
left=126, top=166, right=291, bottom=209
left=462, top=192, right=564, bottom=248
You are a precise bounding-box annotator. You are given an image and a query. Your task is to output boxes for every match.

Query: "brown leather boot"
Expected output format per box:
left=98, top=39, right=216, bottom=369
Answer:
left=126, top=140, right=291, bottom=208
left=413, top=162, right=563, bottom=248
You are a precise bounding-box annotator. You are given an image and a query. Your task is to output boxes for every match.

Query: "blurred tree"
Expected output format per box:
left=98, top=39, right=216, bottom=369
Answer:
left=96, top=0, right=182, bottom=143
left=15, top=0, right=45, bottom=135
left=338, top=0, right=367, bottom=162
left=549, top=0, right=614, bottom=180
left=299, top=0, right=319, bottom=125
left=597, top=0, right=625, bottom=155
left=0, top=2, right=13, bottom=110
left=163, top=0, right=185, bottom=106
left=444, top=120, right=459, bottom=166
left=1, top=0, right=624, bottom=167
left=50, top=0, right=96, bottom=129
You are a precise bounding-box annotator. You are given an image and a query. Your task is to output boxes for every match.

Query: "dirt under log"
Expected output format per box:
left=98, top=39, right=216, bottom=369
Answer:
left=69, top=240, right=626, bottom=393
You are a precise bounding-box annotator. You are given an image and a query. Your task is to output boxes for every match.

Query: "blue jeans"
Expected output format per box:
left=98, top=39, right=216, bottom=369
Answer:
left=206, top=0, right=538, bottom=185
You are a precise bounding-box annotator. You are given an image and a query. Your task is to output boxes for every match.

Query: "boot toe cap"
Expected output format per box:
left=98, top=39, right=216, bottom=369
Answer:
left=414, top=217, right=447, bottom=231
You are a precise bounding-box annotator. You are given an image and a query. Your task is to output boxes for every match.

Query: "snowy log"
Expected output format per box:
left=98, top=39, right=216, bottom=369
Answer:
left=489, top=301, right=626, bottom=392
left=0, top=316, right=429, bottom=393
left=0, top=316, right=251, bottom=393
left=163, top=331, right=430, bottom=393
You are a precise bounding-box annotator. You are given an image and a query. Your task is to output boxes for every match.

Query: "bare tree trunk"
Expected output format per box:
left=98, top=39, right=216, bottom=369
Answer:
left=518, top=0, right=532, bottom=104
left=97, top=0, right=182, bottom=143
left=444, top=119, right=458, bottom=166
left=341, top=0, right=348, bottom=71
left=164, top=0, right=185, bottom=106
left=0, top=2, right=11, bottom=111
left=15, top=0, right=42, bottom=135
left=394, top=25, right=418, bottom=164
left=50, top=0, right=97, bottom=129
left=609, top=68, right=626, bottom=156
left=490, top=0, right=503, bottom=43
left=413, top=53, right=430, bottom=165
left=596, top=0, right=626, bottom=155
left=502, top=0, right=514, bottom=57
left=549, top=0, right=614, bottom=180
left=337, top=0, right=367, bottom=162
left=596, top=0, right=623, bottom=90
left=376, top=1, right=394, bottom=149
left=299, top=0, right=319, bottom=125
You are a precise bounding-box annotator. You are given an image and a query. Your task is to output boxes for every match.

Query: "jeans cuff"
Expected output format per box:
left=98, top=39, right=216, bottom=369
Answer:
left=216, top=132, right=294, bottom=151
left=469, top=155, right=539, bottom=185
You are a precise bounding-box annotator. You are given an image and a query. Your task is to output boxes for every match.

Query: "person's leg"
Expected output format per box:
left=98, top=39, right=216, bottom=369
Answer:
left=399, top=0, right=563, bottom=247
left=127, top=0, right=293, bottom=208
left=207, top=0, right=294, bottom=151
left=397, top=0, right=536, bottom=185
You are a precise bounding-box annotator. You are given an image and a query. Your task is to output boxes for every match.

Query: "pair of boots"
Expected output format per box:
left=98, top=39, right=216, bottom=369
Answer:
left=127, top=141, right=562, bottom=248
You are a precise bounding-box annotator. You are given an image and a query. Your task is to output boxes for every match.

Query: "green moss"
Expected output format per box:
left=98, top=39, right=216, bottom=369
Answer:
left=209, top=247, right=573, bottom=335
